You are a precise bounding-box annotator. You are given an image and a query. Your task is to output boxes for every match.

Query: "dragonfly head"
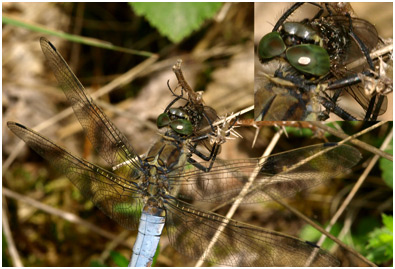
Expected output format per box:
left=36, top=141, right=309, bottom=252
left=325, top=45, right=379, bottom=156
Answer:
left=258, top=22, right=330, bottom=77
left=157, top=108, right=194, bottom=137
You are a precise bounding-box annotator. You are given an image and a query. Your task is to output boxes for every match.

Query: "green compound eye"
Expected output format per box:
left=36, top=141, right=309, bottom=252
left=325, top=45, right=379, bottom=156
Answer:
left=157, top=113, right=170, bottom=128
left=169, top=108, right=188, bottom=119
left=286, top=44, right=330, bottom=76
left=282, top=22, right=321, bottom=46
left=170, top=119, right=193, bottom=136
left=258, top=32, right=286, bottom=60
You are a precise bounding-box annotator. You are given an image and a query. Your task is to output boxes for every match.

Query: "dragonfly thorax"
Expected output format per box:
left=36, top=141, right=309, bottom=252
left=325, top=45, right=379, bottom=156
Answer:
left=141, top=137, right=187, bottom=199
left=143, top=197, right=165, bottom=215
left=310, top=18, right=349, bottom=62
left=145, top=138, right=187, bottom=171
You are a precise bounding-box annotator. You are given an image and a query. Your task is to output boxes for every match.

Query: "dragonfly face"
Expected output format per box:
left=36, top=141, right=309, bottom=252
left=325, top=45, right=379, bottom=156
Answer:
left=259, top=22, right=330, bottom=77
left=7, top=38, right=364, bottom=266
left=156, top=100, right=218, bottom=139
left=156, top=75, right=224, bottom=160
left=255, top=2, right=391, bottom=121
left=259, top=3, right=378, bottom=74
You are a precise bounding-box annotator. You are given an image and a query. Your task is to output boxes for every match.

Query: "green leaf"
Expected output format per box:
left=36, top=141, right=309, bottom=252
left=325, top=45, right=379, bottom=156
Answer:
left=299, top=222, right=342, bottom=250
left=284, top=126, right=314, bottom=137
left=110, top=250, right=129, bottom=267
left=130, top=3, right=222, bottom=43
left=365, top=214, right=393, bottom=264
left=353, top=216, right=380, bottom=248
left=379, top=139, right=393, bottom=188
left=382, top=214, right=393, bottom=233
left=151, top=244, right=160, bottom=267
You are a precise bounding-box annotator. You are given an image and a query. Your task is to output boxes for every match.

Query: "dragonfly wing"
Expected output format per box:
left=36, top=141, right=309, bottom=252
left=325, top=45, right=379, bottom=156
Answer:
left=329, top=16, right=378, bottom=66
left=345, top=84, right=388, bottom=116
left=164, top=197, right=339, bottom=266
left=40, top=38, right=141, bottom=179
left=169, top=143, right=361, bottom=204
left=8, top=122, right=143, bottom=230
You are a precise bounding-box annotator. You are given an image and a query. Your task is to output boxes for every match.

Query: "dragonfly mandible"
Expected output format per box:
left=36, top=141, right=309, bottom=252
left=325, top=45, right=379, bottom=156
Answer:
left=255, top=2, right=391, bottom=121
left=8, top=37, right=362, bottom=266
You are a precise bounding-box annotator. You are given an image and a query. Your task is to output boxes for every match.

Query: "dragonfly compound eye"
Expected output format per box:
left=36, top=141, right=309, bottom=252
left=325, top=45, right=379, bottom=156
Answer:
left=258, top=32, right=286, bottom=60
left=282, top=22, right=322, bottom=46
left=156, top=113, right=171, bottom=128
left=286, top=44, right=330, bottom=76
left=170, top=119, right=193, bottom=136
left=169, top=108, right=188, bottom=119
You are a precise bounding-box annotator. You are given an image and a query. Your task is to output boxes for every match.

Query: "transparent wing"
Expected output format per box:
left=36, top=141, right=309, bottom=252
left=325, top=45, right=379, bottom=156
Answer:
left=332, top=66, right=388, bottom=117
left=328, top=17, right=387, bottom=116
left=345, top=85, right=388, bottom=116
left=167, top=143, right=361, bottom=204
left=340, top=17, right=378, bottom=64
left=40, top=37, right=142, bottom=180
left=165, top=198, right=339, bottom=266
left=8, top=122, right=143, bottom=230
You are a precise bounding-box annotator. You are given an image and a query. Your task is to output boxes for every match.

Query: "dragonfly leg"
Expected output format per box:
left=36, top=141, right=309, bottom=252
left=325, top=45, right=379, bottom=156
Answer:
left=163, top=80, right=189, bottom=112
left=344, top=13, right=385, bottom=120
left=201, top=110, right=216, bottom=133
left=188, top=141, right=218, bottom=162
left=326, top=70, right=386, bottom=120
left=318, top=95, right=357, bottom=120
left=187, top=143, right=220, bottom=172
left=370, top=95, right=385, bottom=120
left=346, top=14, right=375, bottom=70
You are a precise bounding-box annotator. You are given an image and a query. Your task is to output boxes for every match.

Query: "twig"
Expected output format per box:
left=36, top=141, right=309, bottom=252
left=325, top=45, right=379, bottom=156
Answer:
left=2, top=187, right=132, bottom=249
left=311, top=121, right=392, bottom=161
left=332, top=210, right=358, bottom=253
left=98, top=230, right=131, bottom=264
left=313, top=127, right=393, bottom=264
left=194, top=128, right=284, bottom=267
left=237, top=119, right=319, bottom=130
left=346, top=44, right=393, bottom=70
left=197, top=105, right=254, bottom=135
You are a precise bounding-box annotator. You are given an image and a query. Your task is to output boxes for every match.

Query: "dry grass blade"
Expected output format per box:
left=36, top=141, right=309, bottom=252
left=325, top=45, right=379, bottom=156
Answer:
left=194, top=128, right=284, bottom=266
left=3, top=14, right=156, bottom=57
left=313, top=127, right=393, bottom=263
left=312, top=122, right=392, bottom=161
left=3, top=188, right=132, bottom=249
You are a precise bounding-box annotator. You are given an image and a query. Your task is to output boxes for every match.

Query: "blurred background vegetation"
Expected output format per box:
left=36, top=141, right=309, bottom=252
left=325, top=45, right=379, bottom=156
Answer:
left=2, top=2, right=392, bottom=267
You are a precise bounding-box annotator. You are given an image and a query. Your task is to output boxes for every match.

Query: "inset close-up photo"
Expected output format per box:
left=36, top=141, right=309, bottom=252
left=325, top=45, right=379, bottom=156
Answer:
left=254, top=2, right=393, bottom=121
left=2, top=2, right=393, bottom=268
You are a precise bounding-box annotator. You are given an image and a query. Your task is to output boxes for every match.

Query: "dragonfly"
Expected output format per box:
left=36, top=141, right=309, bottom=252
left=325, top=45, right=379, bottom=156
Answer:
left=255, top=2, right=391, bottom=121
left=8, top=37, right=362, bottom=266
